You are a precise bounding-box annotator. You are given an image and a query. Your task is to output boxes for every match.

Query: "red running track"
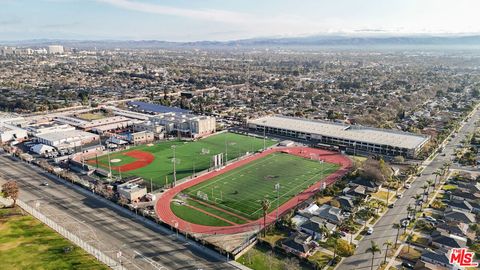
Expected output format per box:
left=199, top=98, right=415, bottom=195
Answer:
left=155, top=147, right=352, bottom=235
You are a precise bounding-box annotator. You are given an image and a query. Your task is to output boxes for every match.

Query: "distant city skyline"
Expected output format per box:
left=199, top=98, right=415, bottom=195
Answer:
left=1, top=0, right=480, bottom=41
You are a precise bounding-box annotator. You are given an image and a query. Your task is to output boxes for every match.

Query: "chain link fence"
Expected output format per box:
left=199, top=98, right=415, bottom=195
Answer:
left=17, top=200, right=125, bottom=270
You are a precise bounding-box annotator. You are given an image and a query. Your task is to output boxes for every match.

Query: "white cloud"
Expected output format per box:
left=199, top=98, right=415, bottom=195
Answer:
left=98, top=0, right=251, bottom=24
left=97, top=0, right=336, bottom=39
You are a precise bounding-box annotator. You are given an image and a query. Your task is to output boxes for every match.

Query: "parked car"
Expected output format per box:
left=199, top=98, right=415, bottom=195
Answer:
left=404, top=184, right=411, bottom=189
left=401, top=219, right=410, bottom=227
left=396, top=194, right=403, bottom=199
left=402, top=262, right=414, bottom=269
left=41, top=182, right=49, bottom=186
left=367, top=227, right=374, bottom=235
left=425, top=216, right=437, bottom=223
left=388, top=204, right=395, bottom=208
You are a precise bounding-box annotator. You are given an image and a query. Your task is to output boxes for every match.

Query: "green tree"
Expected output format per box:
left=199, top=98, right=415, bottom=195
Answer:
left=1, top=181, right=19, bottom=207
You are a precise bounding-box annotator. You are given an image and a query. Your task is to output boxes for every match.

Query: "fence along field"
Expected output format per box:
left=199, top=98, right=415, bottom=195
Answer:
left=172, top=151, right=340, bottom=227
left=88, top=132, right=276, bottom=188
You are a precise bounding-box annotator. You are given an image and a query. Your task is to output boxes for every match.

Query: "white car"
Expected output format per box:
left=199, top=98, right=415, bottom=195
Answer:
left=425, top=216, right=437, bottom=223
left=401, top=219, right=410, bottom=227
left=404, top=184, right=411, bottom=189
left=367, top=227, right=374, bottom=235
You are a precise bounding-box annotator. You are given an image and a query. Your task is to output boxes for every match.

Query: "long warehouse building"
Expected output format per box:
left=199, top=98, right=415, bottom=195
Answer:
left=247, top=115, right=429, bottom=158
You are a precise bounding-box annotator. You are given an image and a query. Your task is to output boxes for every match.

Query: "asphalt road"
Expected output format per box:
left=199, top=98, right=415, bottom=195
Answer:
left=0, top=153, right=236, bottom=270
left=337, top=106, right=480, bottom=270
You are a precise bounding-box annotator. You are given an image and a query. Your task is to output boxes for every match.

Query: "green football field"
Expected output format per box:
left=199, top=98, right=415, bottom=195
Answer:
left=90, top=132, right=276, bottom=187
left=172, top=152, right=340, bottom=226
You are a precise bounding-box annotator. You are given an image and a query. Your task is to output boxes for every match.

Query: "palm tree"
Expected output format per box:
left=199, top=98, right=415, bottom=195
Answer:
left=426, top=179, right=434, bottom=201
left=443, top=161, right=452, bottom=176
left=393, top=223, right=401, bottom=248
left=433, top=169, right=442, bottom=186
left=412, top=194, right=422, bottom=212
left=319, top=222, right=329, bottom=240
left=261, top=199, right=271, bottom=237
left=422, top=184, right=429, bottom=201
left=332, top=238, right=338, bottom=260
left=366, top=240, right=381, bottom=270
left=407, top=204, right=414, bottom=219
left=383, top=240, right=394, bottom=263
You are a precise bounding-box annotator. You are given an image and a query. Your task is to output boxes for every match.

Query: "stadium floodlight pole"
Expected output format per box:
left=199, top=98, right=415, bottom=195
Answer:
left=171, top=145, right=177, bottom=186
left=263, top=125, right=266, bottom=151
left=107, top=151, right=112, bottom=179
left=275, top=183, right=280, bottom=220
left=225, top=137, right=228, bottom=162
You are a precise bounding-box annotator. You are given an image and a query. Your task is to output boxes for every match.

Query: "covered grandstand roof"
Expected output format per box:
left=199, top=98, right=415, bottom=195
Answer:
left=248, top=115, right=429, bottom=150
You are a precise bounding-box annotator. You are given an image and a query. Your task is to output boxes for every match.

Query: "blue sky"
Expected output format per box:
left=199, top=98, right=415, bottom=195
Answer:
left=0, top=0, right=479, bottom=41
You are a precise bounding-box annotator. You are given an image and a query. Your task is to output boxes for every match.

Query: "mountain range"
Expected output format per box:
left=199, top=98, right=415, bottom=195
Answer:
left=4, top=35, right=480, bottom=49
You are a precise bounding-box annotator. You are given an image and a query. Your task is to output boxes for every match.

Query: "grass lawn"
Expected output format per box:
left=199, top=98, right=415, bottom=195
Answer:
left=0, top=207, right=108, bottom=270
left=76, top=112, right=107, bottom=121
left=399, top=246, right=421, bottom=261
left=237, top=245, right=309, bottom=270
left=410, top=234, right=429, bottom=247
left=90, top=132, right=276, bottom=187
left=371, top=190, right=395, bottom=202
left=308, top=251, right=333, bottom=268
left=442, top=184, right=457, bottom=191
left=261, top=229, right=289, bottom=247
left=316, top=196, right=333, bottom=205
left=174, top=152, right=340, bottom=225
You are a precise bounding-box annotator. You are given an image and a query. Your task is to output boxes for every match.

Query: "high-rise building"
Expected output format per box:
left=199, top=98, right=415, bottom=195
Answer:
left=47, top=45, right=64, bottom=54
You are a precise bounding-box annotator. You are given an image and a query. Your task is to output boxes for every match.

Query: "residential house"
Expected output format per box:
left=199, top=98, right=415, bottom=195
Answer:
left=315, top=204, right=344, bottom=224
left=299, top=216, right=336, bottom=240
left=350, top=177, right=380, bottom=193
left=444, top=208, right=476, bottom=224
left=291, top=214, right=309, bottom=229
left=455, top=182, right=480, bottom=193
left=430, top=234, right=467, bottom=252
left=416, top=251, right=458, bottom=270
left=342, top=186, right=369, bottom=201
left=447, top=200, right=473, bottom=213
left=449, top=190, right=480, bottom=204
left=336, top=196, right=356, bottom=212
left=281, top=233, right=316, bottom=258
left=435, top=223, right=467, bottom=238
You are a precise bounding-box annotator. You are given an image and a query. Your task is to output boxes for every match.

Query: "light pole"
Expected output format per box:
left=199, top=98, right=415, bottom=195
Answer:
left=171, top=145, right=177, bottom=186
left=225, top=137, right=228, bottom=162
left=172, top=220, right=179, bottom=238
left=275, top=183, right=280, bottom=221
left=263, top=125, right=266, bottom=151
left=107, top=150, right=112, bottom=179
